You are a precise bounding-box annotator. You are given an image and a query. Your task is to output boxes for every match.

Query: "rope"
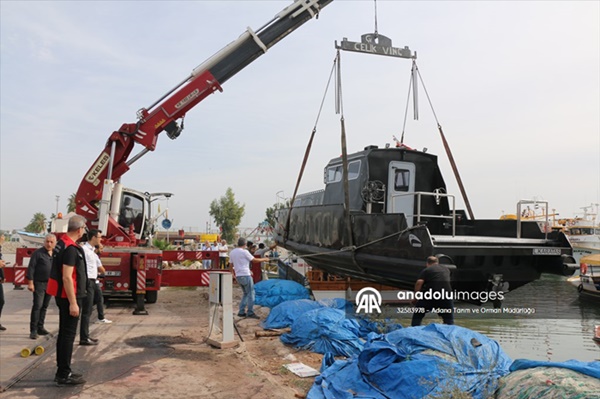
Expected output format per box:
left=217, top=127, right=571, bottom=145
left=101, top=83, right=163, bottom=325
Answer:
left=400, top=65, right=414, bottom=144
left=414, top=62, right=440, bottom=125
left=290, top=225, right=419, bottom=260
left=284, top=57, right=337, bottom=241
left=414, top=62, right=475, bottom=219
left=373, top=0, right=379, bottom=37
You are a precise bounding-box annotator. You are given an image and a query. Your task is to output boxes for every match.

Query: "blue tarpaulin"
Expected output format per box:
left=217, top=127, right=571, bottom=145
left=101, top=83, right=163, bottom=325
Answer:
left=263, top=299, right=323, bottom=329
left=308, top=324, right=513, bottom=399
left=254, top=279, right=309, bottom=308
left=281, top=308, right=365, bottom=357
left=263, top=298, right=360, bottom=330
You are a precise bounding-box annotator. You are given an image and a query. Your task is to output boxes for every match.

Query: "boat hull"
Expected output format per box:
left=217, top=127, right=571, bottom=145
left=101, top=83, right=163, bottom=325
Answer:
left=275, top=206, right=576, bottom=302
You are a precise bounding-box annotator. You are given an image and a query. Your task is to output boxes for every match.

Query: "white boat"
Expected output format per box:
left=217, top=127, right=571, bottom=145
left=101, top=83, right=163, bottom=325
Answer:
left=502, top=202, right=600, bottom=263
left=569, top=254, right=600, bottom=302
left=16, top=231, right=46, bottom=247
left=564, top=204, right=600, bottom=263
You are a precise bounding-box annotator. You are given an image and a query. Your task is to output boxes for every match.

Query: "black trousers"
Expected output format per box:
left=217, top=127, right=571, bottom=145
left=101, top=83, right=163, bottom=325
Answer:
left=411, top=298, right=455, bottom=326
left=79, top=279, right=94, bottom=341
left=219, top=257, right=228, bottom=269
left=55, top=297, right=82, bottom=379
left=30, top=281, right=52, bottom=333
left=92, top=280, right=105, bottom=320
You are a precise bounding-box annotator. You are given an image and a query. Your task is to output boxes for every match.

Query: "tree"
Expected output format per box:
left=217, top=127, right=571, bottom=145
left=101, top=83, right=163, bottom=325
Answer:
left=265, top=200, right=289, bottom=228
left=25, top=212, right=47, bottom=233
left=209, top=188, right=245, bottom=243
left=67, top=193, right=76, bottom=213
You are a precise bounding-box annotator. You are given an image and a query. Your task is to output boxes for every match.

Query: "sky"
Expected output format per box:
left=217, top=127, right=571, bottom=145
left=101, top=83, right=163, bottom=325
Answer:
left=1, top=0, right=599, bottom=234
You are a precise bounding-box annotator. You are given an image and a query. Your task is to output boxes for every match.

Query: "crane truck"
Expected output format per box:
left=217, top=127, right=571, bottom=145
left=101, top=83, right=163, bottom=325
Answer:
left=8, top=0, right=333, bottom=312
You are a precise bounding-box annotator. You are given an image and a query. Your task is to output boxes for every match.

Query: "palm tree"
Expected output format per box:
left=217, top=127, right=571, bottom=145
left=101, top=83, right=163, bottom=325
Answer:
left=68, top=193, right=76, bottom=213
left=25, top=212, right=47, bottom=233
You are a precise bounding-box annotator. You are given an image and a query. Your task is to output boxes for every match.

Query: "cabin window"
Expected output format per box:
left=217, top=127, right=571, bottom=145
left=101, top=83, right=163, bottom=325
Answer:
left=119, top=194, right=144, bottom=233
left=325, top=160, right=361, bottom=183
left=394, top=169, right=411, bottom=191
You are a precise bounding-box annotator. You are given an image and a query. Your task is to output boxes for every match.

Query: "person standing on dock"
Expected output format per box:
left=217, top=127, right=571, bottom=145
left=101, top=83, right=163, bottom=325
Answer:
left=411, top=256, right=455, bottom=326
left=218, top=239, right=229, bottom=269
left=27, top=234, right=57, bottom=339
left=46, top=215, right=88, bottom=386
left=229, top=237, right=270, bottom=319
left=79, top=229, right=108, bottom=346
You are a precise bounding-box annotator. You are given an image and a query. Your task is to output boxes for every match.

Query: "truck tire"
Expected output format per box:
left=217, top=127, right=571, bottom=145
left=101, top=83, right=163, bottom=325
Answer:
left=145, top=290, right=158, bottom=304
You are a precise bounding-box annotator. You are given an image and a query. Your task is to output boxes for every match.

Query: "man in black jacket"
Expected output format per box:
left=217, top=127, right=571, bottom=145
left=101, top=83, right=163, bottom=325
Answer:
left=411, top=256, right=455, bottom=326
left=27, top=234, right=57, bottom=339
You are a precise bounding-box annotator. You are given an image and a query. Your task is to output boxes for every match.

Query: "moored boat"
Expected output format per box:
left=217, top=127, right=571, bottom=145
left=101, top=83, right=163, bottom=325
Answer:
left=16, top=231, right=46, bottom=247
left=570, top=254, right=600, bottom=302
left=564, top=204, right=600, bottom=262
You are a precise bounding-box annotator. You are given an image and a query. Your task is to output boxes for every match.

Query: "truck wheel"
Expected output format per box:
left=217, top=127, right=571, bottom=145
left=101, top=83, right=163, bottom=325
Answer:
left=145, top=290, right=158, bottom=304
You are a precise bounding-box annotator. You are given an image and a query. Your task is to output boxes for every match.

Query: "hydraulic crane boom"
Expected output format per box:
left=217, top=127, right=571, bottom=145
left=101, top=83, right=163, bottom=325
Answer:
left=75, top=0, right=333, bottom=243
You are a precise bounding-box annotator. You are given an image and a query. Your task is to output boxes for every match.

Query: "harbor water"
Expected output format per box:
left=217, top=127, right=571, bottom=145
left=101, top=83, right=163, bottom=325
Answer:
left=392, top=274, right=600, bottom=362
left=462, top=274, right=600, bottom=362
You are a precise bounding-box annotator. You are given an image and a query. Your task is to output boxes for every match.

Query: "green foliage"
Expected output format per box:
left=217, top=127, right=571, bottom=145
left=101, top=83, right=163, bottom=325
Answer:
left=265, top=200, right=289, bottom=228
left=153, top=239, right=173, bottom=250
left=68, top=192, right=76, bottom=213
left=25, top=212, right=47, bottom=233
left=209, top=187, right=245, bottom=243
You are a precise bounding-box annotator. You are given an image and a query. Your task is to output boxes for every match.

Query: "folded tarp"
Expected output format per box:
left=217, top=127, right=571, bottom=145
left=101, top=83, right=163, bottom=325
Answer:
left=254, top=279, right=309, bottom=308
left=280, top=308, right=365, bottom=357
left=308, top=324, right=512, bottom=399
left=263, top=299, right=323, bottom=329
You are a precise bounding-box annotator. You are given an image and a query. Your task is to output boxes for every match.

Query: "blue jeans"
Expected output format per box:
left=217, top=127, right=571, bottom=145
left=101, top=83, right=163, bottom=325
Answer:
left=237, top=276, right=255, bottom=316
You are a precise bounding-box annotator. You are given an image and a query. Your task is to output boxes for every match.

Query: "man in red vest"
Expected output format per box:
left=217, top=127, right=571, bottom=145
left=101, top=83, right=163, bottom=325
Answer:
left=47, top=215, right=88, bottom=386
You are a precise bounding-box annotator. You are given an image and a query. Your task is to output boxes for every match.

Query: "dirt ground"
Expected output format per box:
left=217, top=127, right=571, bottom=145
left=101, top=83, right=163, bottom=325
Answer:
left=1, top=284, right=324, bottom=399
left=157, top=286, right=324, bottom=398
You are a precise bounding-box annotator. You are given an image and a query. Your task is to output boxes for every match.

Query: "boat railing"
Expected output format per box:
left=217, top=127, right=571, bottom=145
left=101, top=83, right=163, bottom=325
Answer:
left=391, top=191, right=457, bottom=236
left=516, top=199, right=550, bottom=239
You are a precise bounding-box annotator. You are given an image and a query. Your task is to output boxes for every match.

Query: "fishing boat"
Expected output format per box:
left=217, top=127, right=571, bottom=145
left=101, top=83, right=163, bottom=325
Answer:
left=570, top=254, right=600, bottom=302
left=273, top=145, right=577, bottom=303
left=563, top=204, right=600, bottom=262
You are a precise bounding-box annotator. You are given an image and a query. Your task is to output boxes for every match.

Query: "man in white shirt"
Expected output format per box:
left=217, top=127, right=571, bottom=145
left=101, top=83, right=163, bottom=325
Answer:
left=229, top=237, right=269, bottom=319
left=201, top=241, right=216, bottom=269
left=80, top=230, right=111, bottom=346
left=218, top=239, right=229, bottom=269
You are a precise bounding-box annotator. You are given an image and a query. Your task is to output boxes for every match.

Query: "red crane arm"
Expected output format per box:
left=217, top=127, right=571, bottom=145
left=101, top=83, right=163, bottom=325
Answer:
left=73, top=0, right=334, bottom=231
left=75, top=70, right=221, bottom=223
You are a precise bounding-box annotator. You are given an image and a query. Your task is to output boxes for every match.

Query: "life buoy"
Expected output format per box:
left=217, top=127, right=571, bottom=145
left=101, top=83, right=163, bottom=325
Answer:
left=580, top=263, right=588, bottom=275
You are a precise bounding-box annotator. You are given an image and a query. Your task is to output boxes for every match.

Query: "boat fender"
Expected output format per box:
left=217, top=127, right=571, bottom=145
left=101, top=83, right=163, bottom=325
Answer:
left=578, top=284, right=584, bottom=293
left=580, top=263, right=588, bottom=276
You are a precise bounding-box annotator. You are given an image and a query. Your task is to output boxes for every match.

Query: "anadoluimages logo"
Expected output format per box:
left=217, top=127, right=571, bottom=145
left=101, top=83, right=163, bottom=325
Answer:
left=355, top=287, right=382, bottom=314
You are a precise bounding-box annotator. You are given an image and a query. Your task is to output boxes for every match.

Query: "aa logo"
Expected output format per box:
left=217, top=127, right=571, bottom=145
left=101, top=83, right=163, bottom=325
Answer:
left=355, top=287, right=382, bottom=314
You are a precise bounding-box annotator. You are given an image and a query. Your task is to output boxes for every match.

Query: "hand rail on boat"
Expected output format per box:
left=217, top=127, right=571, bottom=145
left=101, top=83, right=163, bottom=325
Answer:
left=516, top=199, right=550, bottom=240
left=390, top=191, right=457, bottom=236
